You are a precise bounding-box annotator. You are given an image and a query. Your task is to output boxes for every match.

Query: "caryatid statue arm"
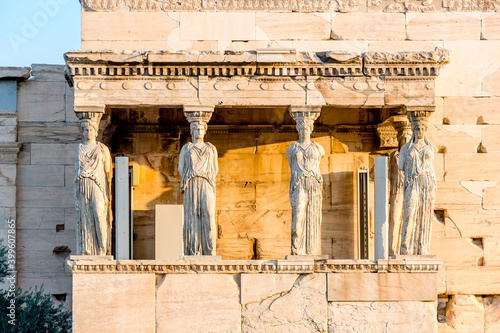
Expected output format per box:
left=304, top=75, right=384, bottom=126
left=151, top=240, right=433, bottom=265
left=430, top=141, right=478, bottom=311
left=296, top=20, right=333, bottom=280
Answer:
left=178, top=144, right=187, bottom=194
left=398, top=142, right=409, bottom=172
left=102, top=144, right=112, bottom=201
left=212, top=143, right=219, bottom=177
left=317, top=141, right=325, bottom=159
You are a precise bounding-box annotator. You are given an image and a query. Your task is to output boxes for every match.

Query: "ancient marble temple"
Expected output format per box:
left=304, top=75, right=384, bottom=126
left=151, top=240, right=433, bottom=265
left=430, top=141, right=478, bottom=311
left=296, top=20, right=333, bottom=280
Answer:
left=63, top=44, right=449, bottom=332
left=3, top=0, right=500, bottom=332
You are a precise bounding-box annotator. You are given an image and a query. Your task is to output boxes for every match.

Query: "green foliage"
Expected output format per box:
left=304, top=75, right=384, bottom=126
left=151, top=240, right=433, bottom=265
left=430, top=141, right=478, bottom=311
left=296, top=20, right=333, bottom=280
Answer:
left=0, top=242, right=72, bottom=332
left=0, top=240, right=8, bottom=283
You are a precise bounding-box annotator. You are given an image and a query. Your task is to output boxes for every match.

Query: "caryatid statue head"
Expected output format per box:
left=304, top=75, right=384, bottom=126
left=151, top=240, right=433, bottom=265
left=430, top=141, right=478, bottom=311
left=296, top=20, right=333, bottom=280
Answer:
left=296, top=119, right=314, bottom=143
left=290, top=108, right=320, bottom=143
left=407, top=111, right=431, bottom=143
left=190, top=121, right=208, bottom=143
left=80, top=119, right=99, bottom=143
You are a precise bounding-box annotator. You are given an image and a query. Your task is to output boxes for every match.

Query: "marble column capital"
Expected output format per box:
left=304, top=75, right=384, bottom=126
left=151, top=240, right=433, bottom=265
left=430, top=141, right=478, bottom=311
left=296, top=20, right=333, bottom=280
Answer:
left=183, top=105, right=215, bottom=124
left=289, top=105, right=322, bottom=123
left=0, top=143, right=22, bottom=164
left=75, top=105, right=105, bottom=122
left=405, top=106, right=435, bottom=124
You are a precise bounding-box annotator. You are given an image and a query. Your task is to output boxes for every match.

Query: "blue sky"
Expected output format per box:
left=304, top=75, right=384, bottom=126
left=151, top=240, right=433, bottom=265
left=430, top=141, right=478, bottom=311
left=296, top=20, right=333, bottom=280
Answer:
left=0, top=0, right=81, bottom=67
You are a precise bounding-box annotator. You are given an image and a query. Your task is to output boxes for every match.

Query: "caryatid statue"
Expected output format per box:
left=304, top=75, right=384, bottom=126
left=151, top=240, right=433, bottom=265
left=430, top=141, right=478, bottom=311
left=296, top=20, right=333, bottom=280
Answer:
left=178, top=106, right=218, bottom=256
left=388, top=116, right=412, bottom=256
left=74, top=113, right=112, bottom=256
left=398, top=109, right=437, bottom=255
left=287, top=106, right=325, bottom=256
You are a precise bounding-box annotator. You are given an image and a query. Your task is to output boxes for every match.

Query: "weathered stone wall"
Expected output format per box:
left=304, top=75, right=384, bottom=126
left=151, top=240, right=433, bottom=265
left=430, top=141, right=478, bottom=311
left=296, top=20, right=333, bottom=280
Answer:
left=15, top=65, right=78, bottom=307
left=0, top=68, right=29, bottom=290
left=80, top=10, right=500, bottom=56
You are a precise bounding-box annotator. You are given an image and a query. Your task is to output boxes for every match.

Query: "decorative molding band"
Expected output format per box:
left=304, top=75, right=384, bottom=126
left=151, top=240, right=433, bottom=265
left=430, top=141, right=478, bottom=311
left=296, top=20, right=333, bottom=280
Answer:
left=79, top=0, right=352, bottom=12
left=0, top=143, right=22, bottom=164
left=364, top=49, right=450, bottom=77
left=67, top=258, right=442, bottom=274
left=64, top=49, right=450, bottom=86
left=79, top=0, right=500, bottom=12
left=0, top=111, right=17, bottom=118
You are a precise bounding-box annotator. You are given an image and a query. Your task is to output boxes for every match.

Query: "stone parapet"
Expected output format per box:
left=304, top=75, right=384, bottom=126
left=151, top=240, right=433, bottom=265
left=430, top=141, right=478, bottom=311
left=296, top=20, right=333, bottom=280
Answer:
left=69, top=257, right=441, bottom=333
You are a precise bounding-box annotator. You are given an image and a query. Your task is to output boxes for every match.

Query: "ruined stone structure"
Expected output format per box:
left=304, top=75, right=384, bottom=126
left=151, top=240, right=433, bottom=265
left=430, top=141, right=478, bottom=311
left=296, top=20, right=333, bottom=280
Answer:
left=1, top=0, right=500, bottom=332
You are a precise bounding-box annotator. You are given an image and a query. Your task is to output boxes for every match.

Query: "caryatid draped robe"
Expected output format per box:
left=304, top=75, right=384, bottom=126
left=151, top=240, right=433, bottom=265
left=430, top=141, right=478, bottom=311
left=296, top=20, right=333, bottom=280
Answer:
left=287, top=141, right=325, bottom=255
left=398, top=139, right=436, bottom=255
left=179, top=142, right=219, bottom=255
left=75, top=142, right=112, bottom=255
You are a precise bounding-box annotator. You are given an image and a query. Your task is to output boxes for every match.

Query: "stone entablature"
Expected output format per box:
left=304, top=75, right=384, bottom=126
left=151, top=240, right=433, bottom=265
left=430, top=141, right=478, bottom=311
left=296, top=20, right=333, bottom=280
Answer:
left=79, top=0, right=500, bottom=12
left=64, top=49, right=449, bottom=109
left=67, top=258, right=443, bottom=274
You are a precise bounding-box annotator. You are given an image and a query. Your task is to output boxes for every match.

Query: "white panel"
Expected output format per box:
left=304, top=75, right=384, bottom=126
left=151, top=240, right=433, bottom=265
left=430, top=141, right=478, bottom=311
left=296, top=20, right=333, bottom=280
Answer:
left=155, top=205, right=183, bottom=260
left=115, top=157, right=130, bottom=260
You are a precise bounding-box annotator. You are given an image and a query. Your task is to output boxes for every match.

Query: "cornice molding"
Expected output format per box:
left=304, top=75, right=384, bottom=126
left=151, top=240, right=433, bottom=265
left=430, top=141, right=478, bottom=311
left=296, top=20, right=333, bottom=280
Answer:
left=67, top=258, right=443, bottom=274
left=64, top=49, right=450, bottom=86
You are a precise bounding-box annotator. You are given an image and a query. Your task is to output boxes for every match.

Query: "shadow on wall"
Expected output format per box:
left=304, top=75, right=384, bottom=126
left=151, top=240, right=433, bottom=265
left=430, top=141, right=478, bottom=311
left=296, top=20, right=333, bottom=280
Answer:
left=104, top=106, right=380, bottom=260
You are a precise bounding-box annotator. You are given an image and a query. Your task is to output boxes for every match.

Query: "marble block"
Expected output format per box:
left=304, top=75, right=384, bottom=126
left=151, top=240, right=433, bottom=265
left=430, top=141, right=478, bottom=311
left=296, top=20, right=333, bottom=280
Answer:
left=327, top=272, right=437, bottom=302
left=156, top=274, right=240, bottom=333
left=73, top=273, right=155, bottom=333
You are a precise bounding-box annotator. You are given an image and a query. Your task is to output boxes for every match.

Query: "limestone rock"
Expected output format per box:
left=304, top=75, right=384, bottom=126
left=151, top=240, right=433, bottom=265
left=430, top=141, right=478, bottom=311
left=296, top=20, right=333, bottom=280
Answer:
left=484, top=296, right=500, bottom=333
left=445, top=295, right=484, bottom=333
left=242, top=273, right=327, bottom=332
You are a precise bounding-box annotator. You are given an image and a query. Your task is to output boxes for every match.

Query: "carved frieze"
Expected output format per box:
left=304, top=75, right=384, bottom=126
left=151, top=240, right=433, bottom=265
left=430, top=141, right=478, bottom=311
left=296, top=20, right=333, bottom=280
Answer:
left=80, top=0, right=358, bottom=12
left=380, top=0, right=436, bottom=13
left=443, top=0, right=500, bottom=11
left=79, top=0, right=500, bottom=11
left=364, top=49, right=450, bottom=64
